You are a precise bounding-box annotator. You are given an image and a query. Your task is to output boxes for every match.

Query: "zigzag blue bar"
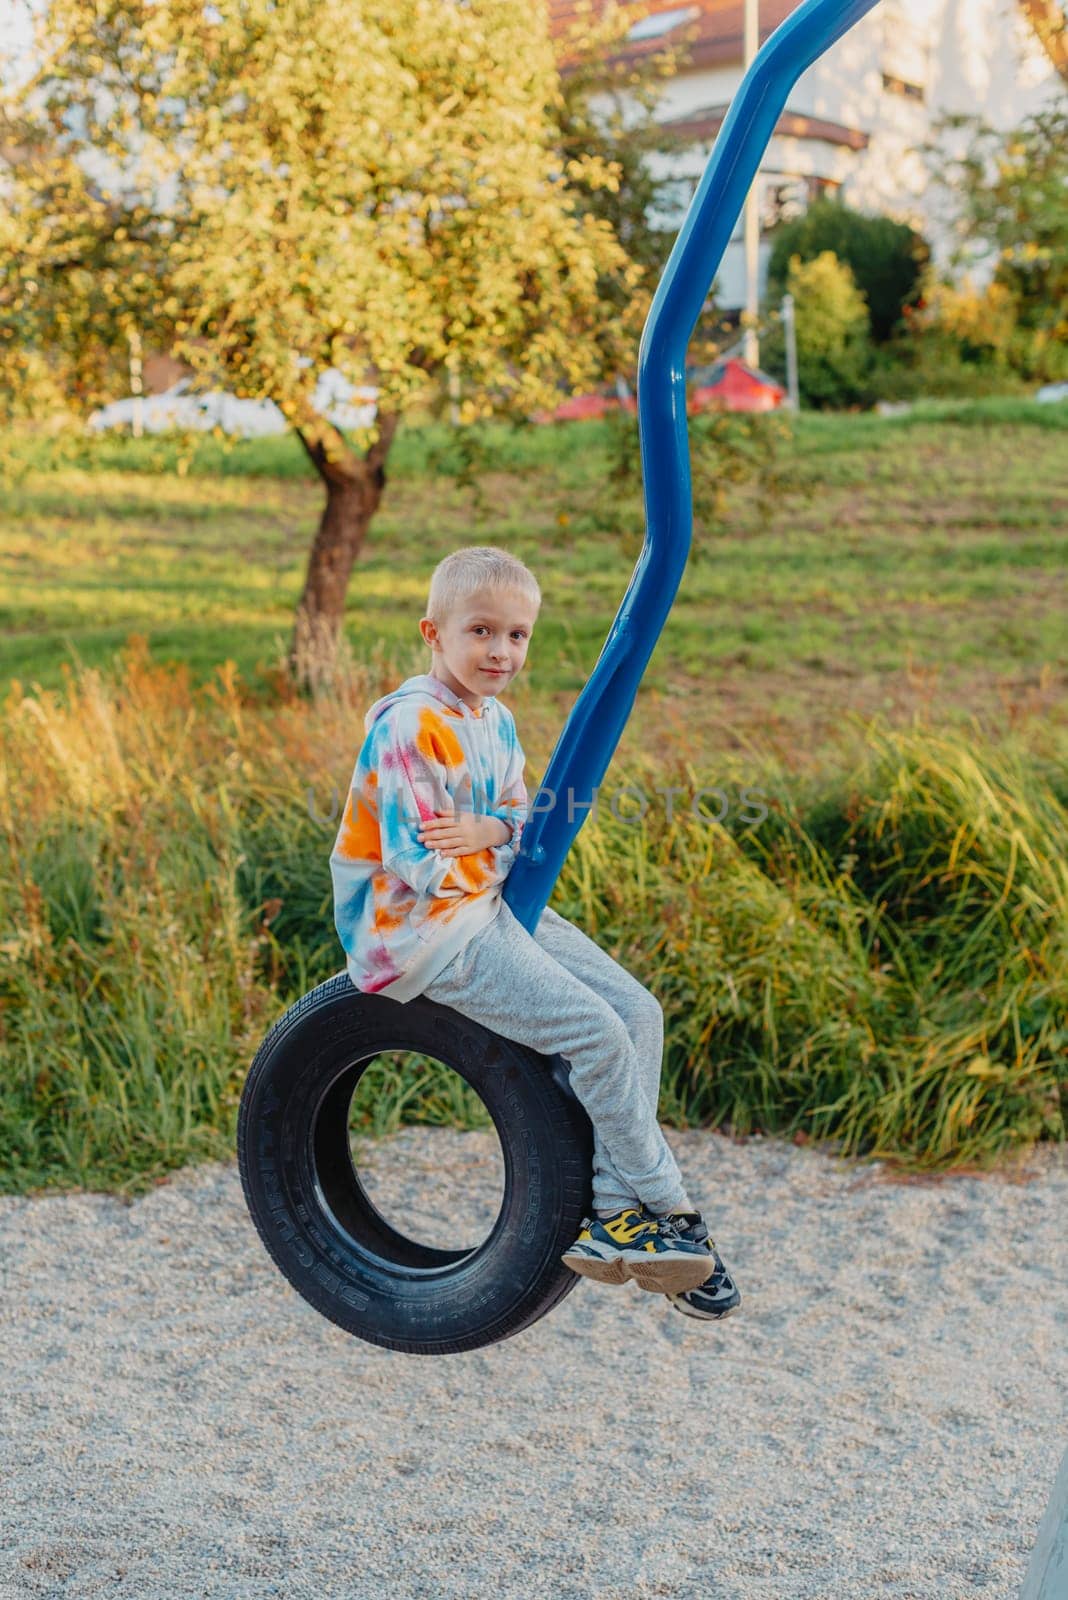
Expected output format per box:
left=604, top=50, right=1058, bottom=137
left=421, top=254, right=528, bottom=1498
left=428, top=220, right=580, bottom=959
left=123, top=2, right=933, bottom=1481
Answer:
left=503, top=0, right=882, bottom=932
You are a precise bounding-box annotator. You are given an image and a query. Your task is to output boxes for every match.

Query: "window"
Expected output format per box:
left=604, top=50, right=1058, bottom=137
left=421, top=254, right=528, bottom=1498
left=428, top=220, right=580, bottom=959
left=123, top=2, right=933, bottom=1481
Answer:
left=806, top=175, right=841, bottom=202
left=881, top=71, right=925, bottom=101
left=761, top=178, right=808, bottom=231
left=759, top=174, right=844, bottom=233
left=880, top=2, right=929, bottom=100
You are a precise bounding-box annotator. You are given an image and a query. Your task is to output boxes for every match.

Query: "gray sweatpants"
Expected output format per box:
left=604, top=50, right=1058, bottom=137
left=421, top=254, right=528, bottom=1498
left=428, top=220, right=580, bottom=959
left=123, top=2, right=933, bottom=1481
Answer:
left=421, top=899, right=695, bottom=1217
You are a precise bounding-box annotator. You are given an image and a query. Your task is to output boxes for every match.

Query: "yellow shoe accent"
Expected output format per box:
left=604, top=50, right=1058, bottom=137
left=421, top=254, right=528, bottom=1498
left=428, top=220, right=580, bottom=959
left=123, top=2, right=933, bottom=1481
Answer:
left=602, top=1210, right=651, bottom=1244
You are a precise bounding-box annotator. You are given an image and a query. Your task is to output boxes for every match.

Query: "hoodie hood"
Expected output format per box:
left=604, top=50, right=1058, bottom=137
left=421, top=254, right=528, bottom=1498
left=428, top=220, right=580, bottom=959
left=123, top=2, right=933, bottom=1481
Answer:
left=364, top=673, right=490, bottom=733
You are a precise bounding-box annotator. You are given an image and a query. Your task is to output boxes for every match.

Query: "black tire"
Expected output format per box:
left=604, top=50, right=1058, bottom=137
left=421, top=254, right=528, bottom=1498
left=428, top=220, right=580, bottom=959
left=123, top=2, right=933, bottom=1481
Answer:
left=237, top=972, right=594, bottom=1356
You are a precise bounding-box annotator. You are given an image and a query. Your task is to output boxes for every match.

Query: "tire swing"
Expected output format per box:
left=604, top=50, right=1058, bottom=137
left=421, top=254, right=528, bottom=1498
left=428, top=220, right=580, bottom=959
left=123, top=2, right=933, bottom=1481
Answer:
left=237, top=0, right=881, bottom=1356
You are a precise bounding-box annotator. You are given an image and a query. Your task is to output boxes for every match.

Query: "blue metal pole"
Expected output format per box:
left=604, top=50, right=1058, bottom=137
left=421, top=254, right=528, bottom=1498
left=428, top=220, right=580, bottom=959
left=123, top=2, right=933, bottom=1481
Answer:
left=503, top=0, right=882, bottom=934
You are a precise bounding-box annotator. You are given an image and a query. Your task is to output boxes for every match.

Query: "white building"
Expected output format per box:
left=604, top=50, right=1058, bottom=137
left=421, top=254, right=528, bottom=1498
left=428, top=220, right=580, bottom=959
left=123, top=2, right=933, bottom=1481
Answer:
left=549, top=0, right=1066, bottom=308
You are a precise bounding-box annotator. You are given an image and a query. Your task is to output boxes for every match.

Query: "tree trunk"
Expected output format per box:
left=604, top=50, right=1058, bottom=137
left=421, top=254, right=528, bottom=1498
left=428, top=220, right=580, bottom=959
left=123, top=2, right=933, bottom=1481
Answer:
left=287, top=412, right=399, bottom=694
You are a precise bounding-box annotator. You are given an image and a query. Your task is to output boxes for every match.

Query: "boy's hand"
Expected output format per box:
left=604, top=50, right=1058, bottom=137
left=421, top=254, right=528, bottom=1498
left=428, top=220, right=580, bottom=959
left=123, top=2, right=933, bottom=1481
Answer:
left=417, top=810, right=511, bottom=857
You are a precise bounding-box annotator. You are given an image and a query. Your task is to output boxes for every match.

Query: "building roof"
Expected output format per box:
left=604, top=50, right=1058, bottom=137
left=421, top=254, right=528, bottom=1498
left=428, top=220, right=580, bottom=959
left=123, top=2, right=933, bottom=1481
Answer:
left=547, top=0, right=801, bottom=71
left=548, top=2, right=870, bottom=148
left=548, top=0, right=1067, bottom=80
left=663, top=102, right=870, bottom=148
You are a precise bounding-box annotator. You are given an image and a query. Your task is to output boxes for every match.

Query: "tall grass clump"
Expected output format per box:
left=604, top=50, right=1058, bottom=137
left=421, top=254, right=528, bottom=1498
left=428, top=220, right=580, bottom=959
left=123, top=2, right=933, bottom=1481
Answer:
left=563, top=733, right=1066, bottom=1168
left=1, top=645, right=262, bottom=1191
left=796, top=729, right=1068, bottom=1161
left=0, top=637, right=382, bottom=1194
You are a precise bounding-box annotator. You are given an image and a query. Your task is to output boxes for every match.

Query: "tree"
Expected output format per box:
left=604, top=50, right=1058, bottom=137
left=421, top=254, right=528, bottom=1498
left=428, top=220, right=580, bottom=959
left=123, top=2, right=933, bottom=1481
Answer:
left=1, top=0, right=644, bottom=688
left=921, top=108, right=1068, bottom=377
left=766, top=198, right=929, bottom=341
left=763, top=251, right=873, bottom=408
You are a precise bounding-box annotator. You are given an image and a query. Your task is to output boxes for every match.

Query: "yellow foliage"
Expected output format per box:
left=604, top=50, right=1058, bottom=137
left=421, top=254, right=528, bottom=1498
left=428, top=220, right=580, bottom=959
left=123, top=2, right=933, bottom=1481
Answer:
left=1, top=0, right=643, bottom=425
left=917, top=274, right=1018, bottom=352
left=784, top=251, right=869, bottom=347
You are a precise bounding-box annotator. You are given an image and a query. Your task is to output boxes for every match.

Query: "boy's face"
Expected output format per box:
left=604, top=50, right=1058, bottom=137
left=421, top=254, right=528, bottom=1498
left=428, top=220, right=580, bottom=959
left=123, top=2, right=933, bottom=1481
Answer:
left=420, top=586, right=538, bottom=710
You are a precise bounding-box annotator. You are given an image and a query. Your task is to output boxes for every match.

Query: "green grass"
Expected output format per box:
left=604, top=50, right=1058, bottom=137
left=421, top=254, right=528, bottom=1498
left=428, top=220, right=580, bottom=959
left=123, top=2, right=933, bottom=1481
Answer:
left=2, top=400, right=1065, bottom=763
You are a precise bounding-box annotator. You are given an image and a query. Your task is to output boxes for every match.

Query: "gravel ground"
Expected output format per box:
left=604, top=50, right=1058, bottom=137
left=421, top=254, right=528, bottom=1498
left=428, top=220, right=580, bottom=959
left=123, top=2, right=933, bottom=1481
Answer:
left=1, top=1128, right=1065, bottom=1600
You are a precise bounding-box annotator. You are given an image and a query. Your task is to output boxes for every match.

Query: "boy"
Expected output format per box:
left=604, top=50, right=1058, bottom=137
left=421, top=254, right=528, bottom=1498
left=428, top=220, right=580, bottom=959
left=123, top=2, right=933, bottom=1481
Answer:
left=330, top=546, right=739, bottom=1321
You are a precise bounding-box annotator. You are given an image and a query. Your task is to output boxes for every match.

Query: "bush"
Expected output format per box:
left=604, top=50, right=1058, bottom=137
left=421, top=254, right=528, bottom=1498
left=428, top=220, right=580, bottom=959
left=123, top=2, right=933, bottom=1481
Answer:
left=873, top=268, right=1067, bottom=400
left=867, top=345, right=1030, bottom=403
left=921, top=277, right=1018, bottom=359
left=923, top=109, right=1068, bottom=376
left=767, top=198, right=929, bottom=340
left=763, top=251, right=874, bottom=408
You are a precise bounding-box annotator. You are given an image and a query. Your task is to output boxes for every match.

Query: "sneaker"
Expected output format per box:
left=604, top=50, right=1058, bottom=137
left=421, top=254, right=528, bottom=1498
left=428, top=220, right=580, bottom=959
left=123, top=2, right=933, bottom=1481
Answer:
left=642, top=1208, right=742, bottom=1321
left=561, top=1208, right=717, bottom=1293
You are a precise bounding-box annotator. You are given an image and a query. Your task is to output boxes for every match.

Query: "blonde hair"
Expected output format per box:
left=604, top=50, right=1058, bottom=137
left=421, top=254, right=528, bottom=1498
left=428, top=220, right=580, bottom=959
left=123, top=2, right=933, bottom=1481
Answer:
left=426, top=546, right=541, bottom=627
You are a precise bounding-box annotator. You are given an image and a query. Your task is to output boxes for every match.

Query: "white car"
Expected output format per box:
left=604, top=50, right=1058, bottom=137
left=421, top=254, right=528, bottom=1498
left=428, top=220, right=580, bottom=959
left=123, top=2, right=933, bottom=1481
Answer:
left=88, top=370, right=378, bottom=436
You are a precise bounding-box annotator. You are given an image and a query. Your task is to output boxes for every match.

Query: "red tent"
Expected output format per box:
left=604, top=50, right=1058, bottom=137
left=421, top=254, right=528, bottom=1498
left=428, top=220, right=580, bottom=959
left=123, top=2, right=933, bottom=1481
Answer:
left=534, top=359, right=786, bottom=424
left=691, top=358, right=786, bottom=413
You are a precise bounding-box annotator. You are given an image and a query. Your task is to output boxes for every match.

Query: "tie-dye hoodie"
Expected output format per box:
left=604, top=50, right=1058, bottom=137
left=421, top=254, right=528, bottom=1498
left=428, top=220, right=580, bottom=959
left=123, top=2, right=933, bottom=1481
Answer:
left=330, top=673, right=528, bottom=1002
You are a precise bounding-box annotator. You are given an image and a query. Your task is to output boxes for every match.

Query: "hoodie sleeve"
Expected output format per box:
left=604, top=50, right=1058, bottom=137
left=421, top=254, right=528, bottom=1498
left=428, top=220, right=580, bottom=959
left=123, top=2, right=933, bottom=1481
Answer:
left=486, top=718, right=529, bottom=852
left=373, top=706, right=515, bottom=899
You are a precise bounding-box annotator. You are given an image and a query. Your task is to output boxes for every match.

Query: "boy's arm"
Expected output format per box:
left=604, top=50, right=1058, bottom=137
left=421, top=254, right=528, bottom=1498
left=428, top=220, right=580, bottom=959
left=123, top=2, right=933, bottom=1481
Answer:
left=375, top=711, right=514, bottom=898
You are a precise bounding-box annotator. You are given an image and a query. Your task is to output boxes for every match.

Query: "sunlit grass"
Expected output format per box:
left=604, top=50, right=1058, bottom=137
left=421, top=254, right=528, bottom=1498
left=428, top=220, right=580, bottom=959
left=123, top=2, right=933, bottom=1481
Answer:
left=1, top=407, right=1065, bottom=762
